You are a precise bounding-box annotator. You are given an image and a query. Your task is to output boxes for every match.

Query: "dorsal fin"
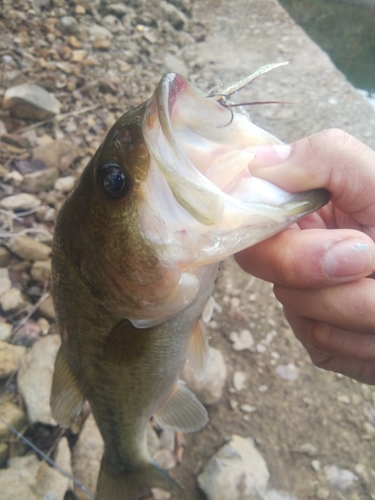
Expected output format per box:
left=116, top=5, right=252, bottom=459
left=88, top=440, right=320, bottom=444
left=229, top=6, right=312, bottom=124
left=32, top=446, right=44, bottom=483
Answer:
left=153, top=380, right=208, bottom=432
left=50, top=346, right=84, bottom=427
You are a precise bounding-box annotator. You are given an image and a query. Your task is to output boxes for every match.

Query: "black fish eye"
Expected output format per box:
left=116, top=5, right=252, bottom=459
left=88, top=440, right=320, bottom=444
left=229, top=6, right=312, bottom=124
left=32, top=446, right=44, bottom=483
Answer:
left=97, top=162, right=130, bottom=199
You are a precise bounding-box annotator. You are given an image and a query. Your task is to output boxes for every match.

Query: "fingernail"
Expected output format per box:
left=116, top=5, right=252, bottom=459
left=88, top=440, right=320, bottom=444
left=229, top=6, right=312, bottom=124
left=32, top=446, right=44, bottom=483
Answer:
left=245, top=143, right=291, bottom=167
left=323, top=239, right=375, bottom=278
left=272, top=144, right=291, bottom=161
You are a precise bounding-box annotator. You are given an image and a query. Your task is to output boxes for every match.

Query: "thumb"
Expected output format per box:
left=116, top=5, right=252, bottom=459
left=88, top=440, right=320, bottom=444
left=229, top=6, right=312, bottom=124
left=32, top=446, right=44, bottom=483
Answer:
left=247, top=129, right=375, bottom=231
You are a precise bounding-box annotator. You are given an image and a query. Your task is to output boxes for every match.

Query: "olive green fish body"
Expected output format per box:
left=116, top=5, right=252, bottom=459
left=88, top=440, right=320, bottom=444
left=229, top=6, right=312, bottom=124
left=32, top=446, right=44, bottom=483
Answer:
left=51, top=70, right=329, bottom=499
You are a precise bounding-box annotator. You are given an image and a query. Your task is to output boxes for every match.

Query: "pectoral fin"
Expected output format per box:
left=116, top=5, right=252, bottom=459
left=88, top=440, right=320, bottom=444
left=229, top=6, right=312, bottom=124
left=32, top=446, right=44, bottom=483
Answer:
left=186, top=318, right=209, bottom=380
left=50, top=346, right=84, bottom=427
left=154, top=380, right=208, bottom=432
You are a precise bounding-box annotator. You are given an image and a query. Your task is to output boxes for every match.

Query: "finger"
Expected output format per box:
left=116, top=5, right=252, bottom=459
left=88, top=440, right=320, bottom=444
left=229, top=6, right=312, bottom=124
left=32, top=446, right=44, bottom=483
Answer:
left=235, top=228, right=375, bottom=287
left=274, top=278, right=375, bottom=334
left=246, top=129, right=375, bottom=232
left=284, top=311, right=375, bottom=385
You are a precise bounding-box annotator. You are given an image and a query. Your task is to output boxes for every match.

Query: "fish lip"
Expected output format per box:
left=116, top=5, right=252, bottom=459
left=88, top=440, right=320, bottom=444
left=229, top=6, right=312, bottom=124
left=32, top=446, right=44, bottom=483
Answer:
left=146, top=72, right=329, bottom=221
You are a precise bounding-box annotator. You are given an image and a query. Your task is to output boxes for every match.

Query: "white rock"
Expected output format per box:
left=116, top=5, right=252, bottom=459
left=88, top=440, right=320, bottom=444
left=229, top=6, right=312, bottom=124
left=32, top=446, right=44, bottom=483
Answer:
left=54, top=175, right=76, bottom=192
left=36, top=437, right=71, bottom=499
left=0, top=341, right=26, bottom=379
left=153, top=449, right=176, bottom=470
left=275, top=363, right=300, bottom=382
left=0, top=287, right=28, bottom=312
left=240, top=404, right=256, bottom=414
left=88, top=24, right=113, bottom=40
left=229, top=329, right=254, bottom=351
left=3, top=84, right=61, bottom=120
left=233, top=371, right=246, bottom=391
left=0, top=455, right=39, bottom=500
left=17, top=334, right=61, bottom=424
left=298, top=443, right=318, bottom=457
left=72, top=413, right=104, bottom=500
left=0, top=193, right=41, bottom=211
left=151, top=487, right=172, bottom=500
left=198, top=434, right=270, bottom=500
left=182, top=347, right=227, bottom=404
left=265, top=491, right=300, bottom=500
left=0, top=322, right=12, bottom=342
left=0, top=268, right=11, bottom=296
left=324, top=465, right=358, bottom=490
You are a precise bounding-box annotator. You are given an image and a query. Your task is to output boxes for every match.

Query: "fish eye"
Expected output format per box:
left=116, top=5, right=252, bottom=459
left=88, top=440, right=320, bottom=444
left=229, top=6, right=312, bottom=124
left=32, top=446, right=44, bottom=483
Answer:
left=97, top=162, right=130, bottom=200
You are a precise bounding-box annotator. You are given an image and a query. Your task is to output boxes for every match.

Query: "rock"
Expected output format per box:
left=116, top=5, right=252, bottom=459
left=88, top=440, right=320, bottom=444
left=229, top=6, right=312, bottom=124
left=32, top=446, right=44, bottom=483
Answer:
left=147, top=425, right=161, bottom=456
left=198, top=435, right=270, bottom=500
left=0, top=443, right=8, bottom=467
left=36, top=437, right=71, bottom=499
left=0, top=341, right=27, bottom=379
left=164, top=54, right=188, bottom=78
left=275, top=363, right=300, bottom=382
left=0, top=268, right=11, bottom=296
left=72, top=50, right=87, bottom=62
left=0, top=455, right=39, bottom=500
left=21, top=168, right=59, bottom=194
left=229, top=329, right=255, bottom=351
left=233, top=371, right=246, bottom=391
left=159, top=429, right=175, bottom=452
left=57, top=16, right=80, bottom=35
left=54, top=175, right=76, bottom=192
left=39, top=294, right=56, bottom=320
left=240, top=404, right=256, bottom=414
left=182, top=347, right=227, bottom=405
left=33, top=140, right=80, bottom=172
left=298, top=443, right=318, bottom=457
left=265, top=491, right=300, bottom=500
left=0, top=193, right=41, bottom=210
left=106, top=3, right=131, bottom=16
left=0, top=321, right=12, bottom=341
left=3, top=84, right=61, bottom=120
left=0, top=288, right=29, bottom=312
left=31, top=259, right=52, bottom=282
left=161, top=1, right=188, bottom=30
left=151, top=488, right=172, bottom=500
left=88, top=24, right=113, bottom=40
left=7, top=236, right=51, bottom=261
left=0, top=247, right=11, bottom=267
left=0, top=400, right=27, bottom=439
left=72, top=413, right=104, bottom=500
left=153, top=449, right=176, bottom=470
left=92, top=37, right=111, bottom=50
left=17, top=334, right=61, bottom=424
left=323, top=465, right=358, bottom=490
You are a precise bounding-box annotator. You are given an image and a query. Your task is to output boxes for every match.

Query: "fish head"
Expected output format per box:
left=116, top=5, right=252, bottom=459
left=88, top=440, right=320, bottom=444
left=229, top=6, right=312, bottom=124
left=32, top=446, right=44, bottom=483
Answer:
left=55, top=72, right=328, bottom=327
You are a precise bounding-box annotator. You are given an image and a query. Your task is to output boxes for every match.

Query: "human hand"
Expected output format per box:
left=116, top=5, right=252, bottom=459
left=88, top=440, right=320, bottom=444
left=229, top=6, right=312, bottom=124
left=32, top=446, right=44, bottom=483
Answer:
left=235, top=129, right=375, bottom=384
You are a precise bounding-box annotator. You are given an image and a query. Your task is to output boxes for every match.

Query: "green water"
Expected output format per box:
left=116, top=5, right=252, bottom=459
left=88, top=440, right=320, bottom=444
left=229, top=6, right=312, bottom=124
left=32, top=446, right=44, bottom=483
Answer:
left=278, top=0, right=375, bottom=93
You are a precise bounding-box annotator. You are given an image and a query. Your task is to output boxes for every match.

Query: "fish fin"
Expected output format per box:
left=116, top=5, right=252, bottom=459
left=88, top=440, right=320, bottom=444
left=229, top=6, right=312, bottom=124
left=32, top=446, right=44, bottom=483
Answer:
left=97, top=453, right=184, bottom=500
left=154, top=380, right=208, bottom=432
left=186, top=317, right=209, bottom=380
left=201, top=295, right=215, bottom=323
left=50, top=346, right=84, bottom=427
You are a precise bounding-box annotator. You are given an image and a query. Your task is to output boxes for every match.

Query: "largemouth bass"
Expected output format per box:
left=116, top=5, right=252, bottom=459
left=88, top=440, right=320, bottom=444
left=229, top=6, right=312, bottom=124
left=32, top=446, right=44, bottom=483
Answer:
left=50, top=68, right=329, bottom=500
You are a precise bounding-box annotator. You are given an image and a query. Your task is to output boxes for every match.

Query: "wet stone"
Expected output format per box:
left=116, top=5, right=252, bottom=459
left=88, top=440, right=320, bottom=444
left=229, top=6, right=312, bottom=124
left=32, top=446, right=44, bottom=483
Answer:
left=7, top=236, right=51, bottom=261
left=3, top=84, right=61, bottom=120
left=324, top=465, right=358, bottom=490
left=17, top=334, right=61, bottom=424
left=0, top=341, right=27, bottom=379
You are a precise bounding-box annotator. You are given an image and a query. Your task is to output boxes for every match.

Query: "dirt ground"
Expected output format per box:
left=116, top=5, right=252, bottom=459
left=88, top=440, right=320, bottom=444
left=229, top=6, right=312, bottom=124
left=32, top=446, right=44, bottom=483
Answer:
left=1, top=0, right=375, bottom=499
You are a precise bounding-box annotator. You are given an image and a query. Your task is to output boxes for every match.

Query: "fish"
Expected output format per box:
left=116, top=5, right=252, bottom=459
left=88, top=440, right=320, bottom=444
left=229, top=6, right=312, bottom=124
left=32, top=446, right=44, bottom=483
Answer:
left=50, top=67, right=329, bottom=500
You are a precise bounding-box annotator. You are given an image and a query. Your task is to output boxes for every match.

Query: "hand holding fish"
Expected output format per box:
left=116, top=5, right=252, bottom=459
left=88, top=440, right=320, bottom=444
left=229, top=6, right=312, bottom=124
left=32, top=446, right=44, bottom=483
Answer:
left=236, top=129, right=375, bottom=384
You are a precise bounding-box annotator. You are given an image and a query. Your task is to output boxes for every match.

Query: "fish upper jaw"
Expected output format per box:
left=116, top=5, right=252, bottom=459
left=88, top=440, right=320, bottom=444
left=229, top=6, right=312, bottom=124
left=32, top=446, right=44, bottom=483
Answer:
left=140, top=72, right=329, bottom=269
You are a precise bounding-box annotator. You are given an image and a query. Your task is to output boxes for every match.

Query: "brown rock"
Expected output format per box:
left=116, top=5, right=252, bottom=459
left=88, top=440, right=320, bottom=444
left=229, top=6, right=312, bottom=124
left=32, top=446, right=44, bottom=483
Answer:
left=0, top=341, right=26, bottom=379
left=7, top=236, right=51, bottom=261
left=31, top=259, right=52, bottom=282
left=33, top=140, right=80, bottom=172
left=20, top=167, right=59, bottom=193
left=39, top=294, right=56, bottom=320
left=3, top=84, right=61, bottom=120
left=92, top=38, right=111, bottom=50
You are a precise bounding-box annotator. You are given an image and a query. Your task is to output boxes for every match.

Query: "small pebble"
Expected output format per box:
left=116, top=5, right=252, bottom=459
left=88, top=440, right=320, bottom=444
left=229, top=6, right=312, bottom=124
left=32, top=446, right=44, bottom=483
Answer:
left=233, top=371, right=246, bottom=391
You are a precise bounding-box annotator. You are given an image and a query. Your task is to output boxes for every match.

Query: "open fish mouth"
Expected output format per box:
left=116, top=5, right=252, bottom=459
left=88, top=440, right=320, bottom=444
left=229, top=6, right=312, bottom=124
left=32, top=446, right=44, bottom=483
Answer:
left=140, top=71, right=329, bottom=267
